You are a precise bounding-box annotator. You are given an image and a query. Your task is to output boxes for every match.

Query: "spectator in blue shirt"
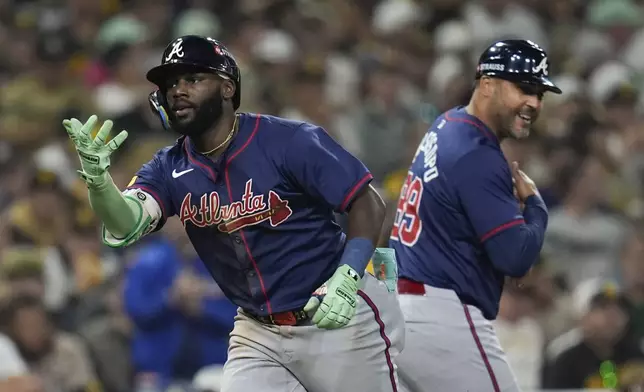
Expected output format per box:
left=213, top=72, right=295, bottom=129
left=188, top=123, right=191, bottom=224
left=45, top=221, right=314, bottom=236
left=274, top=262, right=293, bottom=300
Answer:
left=123, top=218, right=237, bottom=389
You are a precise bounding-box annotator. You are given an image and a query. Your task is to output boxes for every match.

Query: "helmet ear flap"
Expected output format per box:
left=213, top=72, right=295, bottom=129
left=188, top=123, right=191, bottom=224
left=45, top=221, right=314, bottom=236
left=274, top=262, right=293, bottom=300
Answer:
left=148, top=90, right=172, bottom=130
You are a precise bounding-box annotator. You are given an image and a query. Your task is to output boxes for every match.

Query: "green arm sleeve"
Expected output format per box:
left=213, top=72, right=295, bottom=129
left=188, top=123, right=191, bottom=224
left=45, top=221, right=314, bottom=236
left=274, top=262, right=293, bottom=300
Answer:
left=87, top=173, right=141, bottom=240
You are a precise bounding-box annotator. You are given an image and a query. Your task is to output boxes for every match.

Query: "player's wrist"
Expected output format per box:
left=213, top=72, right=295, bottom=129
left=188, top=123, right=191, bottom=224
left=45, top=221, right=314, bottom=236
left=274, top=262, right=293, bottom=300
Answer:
left=79, top=170, right=109, bottom=189
left=339, top=237, right=375, bottom=277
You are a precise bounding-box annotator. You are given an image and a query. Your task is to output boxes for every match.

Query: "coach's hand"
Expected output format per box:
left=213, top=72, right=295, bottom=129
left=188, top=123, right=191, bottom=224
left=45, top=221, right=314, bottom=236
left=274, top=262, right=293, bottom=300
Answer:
left=511, top=161, right=539, bottom=201
left=304, top=264, right=361, bottom=329
left=63, top=115, right=128, bottom=186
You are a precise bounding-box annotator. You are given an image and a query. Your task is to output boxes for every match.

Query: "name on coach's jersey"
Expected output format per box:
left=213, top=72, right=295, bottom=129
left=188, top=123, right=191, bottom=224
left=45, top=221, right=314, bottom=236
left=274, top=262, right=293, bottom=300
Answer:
left=179, top=179, right=293, bottom=233
left=415, top=128, right=440, bottom=184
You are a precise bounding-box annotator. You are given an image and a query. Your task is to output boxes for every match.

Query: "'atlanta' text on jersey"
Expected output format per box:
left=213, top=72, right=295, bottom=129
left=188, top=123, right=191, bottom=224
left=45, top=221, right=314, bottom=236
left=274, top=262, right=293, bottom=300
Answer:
left=179, top=179, right=293, bottom=233
left=114, top=113, right=373, bottom=315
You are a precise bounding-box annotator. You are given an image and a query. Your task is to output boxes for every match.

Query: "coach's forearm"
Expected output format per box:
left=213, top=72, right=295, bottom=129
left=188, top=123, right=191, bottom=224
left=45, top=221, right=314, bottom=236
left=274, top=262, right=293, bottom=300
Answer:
left=485, top=226, right=544, bottom=277
left=484, top=196, right=548, bottom=277
left=87, top=173, right=140, bottom=238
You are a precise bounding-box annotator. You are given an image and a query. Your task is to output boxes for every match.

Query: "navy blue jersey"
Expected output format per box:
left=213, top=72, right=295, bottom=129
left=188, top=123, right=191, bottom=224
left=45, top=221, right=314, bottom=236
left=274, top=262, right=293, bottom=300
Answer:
left=126, top=113, right=372, bottom=316
left=390, top=107, right=528, bottom=319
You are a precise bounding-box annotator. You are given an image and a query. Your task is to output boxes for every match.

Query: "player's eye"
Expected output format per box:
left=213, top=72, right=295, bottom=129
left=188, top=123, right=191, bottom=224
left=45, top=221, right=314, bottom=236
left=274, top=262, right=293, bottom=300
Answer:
left=186, top=74, right=207, bottom=84
left=165, top=75, right=202, bottom=89
left=165, top=78, right=178, bottom=89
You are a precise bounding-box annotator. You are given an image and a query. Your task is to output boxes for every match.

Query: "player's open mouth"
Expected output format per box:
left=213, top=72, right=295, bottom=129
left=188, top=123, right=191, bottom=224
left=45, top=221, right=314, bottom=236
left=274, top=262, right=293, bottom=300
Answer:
left=174, top=108, right=193, bottom=116
left=172, top=100, right=195, bottom=116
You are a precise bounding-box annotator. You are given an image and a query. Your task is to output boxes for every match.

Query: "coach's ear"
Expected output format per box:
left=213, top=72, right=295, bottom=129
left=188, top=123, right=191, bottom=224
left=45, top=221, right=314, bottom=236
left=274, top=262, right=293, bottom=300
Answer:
left=479, top=76, right=496, bottom=98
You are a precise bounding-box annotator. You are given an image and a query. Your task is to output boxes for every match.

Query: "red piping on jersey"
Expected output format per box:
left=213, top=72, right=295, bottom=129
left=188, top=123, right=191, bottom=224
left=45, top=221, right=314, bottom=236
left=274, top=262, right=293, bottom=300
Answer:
left=184, top=141, right=217, bottom=183
left=480, top=218, right=524, bottom=242
left=357, top=290, right=398, bottom=392
left=126, top=185, right=168, bottom=219
left=462, top=304, right=501, bottom=392
left=444, top=111, right=497, bottom=142
left=224, top=114, right=273, bottom=314
left=226, top=115, right=261, bottom=164
left=340, top=173, right=373, bottom=212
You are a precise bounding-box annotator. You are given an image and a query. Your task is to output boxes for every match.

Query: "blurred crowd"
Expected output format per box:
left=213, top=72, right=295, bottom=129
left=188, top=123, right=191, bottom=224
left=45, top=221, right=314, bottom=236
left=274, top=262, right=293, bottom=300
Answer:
left=1, top=0, right=644, bottom=391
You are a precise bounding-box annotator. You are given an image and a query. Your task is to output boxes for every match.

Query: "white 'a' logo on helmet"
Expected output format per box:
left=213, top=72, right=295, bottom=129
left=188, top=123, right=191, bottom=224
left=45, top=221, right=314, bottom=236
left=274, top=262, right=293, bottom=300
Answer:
left=165, top=39, right=185, bottom=62
left=532, top=57, right=548, bottom=76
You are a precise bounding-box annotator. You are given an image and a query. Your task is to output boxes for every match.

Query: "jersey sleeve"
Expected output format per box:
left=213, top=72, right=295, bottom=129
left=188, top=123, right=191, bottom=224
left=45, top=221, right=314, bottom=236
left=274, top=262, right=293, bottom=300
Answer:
left=284, top=123, right=373, bottom=212
left=126, top=153, right=175, bottom=219
left=452, top=148, right=524, bottom=242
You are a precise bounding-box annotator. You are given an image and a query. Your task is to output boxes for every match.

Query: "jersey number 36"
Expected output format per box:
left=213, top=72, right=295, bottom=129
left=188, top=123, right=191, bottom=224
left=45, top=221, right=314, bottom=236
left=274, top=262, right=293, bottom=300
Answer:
left=390, top=173, right=423, bottom=246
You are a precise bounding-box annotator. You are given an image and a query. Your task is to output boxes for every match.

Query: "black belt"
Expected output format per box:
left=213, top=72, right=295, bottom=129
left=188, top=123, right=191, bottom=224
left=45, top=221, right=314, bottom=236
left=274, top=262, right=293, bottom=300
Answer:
left=245, top=308, right=310, bottom=326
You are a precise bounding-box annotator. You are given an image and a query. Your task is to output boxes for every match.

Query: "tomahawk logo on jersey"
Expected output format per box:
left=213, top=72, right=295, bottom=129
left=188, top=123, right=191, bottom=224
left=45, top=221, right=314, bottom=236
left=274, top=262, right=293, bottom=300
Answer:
left=178, top=179, right=293, bottom=232
left=107, top=113, right=373, bottom=316
left=390, top=107, right=530, bottom=319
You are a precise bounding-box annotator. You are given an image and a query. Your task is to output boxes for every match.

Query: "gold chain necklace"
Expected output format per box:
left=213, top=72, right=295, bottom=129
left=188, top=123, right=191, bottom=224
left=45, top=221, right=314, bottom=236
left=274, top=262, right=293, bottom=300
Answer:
left=200, top=115, right=238, bottom=156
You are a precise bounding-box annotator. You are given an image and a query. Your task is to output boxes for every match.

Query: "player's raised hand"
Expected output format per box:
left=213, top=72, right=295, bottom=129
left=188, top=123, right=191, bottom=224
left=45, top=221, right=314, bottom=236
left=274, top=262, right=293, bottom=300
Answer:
left=63, top=115, right=128, bottom=185
left=511, top=161, right=539, bottom=202
left=304, top=264, right=361, bottom=329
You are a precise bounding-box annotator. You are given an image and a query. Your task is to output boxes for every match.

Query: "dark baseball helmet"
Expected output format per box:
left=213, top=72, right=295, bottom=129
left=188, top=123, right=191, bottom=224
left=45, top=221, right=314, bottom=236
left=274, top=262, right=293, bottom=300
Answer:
left=476, top=39, right=562, bottom=94
left=146, top=35, right=241, bottom=130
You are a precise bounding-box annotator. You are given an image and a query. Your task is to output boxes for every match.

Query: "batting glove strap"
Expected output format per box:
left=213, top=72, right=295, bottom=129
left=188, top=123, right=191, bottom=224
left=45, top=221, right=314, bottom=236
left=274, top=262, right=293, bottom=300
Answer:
left=78, top=170, right=109, bottom=188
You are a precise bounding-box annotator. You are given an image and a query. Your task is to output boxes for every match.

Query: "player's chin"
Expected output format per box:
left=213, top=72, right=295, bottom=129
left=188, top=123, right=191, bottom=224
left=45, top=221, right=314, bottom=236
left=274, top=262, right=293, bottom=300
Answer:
left=172, top=113, right=195, bottom=127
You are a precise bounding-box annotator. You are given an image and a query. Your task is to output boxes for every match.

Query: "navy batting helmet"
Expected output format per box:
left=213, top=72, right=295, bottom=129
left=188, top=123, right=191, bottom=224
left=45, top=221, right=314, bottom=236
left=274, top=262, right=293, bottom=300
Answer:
left=147, top=35, right=242, bottom=130
left=476, top=39, right=561, bottom=94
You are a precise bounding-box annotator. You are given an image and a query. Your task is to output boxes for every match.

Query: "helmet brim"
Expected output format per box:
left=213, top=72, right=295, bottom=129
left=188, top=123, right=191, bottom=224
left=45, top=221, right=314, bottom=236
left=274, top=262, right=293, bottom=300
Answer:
left=537, top=76, right=562, bottom=94
left=479, top=72, right=562, bottom=95
left=146, top=62, right=219, bottom=87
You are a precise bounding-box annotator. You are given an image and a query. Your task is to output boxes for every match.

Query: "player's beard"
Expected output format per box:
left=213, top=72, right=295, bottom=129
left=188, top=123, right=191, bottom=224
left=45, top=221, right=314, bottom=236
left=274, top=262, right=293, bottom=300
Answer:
left=171, top=88, right=224, bottom=137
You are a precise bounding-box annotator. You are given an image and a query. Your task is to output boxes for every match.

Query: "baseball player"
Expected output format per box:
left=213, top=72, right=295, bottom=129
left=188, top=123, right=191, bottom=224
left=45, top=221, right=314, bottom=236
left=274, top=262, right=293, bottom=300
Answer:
left=63, top=35, right=403, bottom=391
left=389, top=40, right=560, bottom=392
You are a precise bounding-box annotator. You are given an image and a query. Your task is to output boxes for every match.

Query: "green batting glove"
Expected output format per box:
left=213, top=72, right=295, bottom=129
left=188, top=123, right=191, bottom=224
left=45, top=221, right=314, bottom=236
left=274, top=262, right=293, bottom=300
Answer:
left=63, top=115, right=128, bottom=186
left=371, top=248, right=398, bottom=293
left=304, top=264, right=361, bottom=329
